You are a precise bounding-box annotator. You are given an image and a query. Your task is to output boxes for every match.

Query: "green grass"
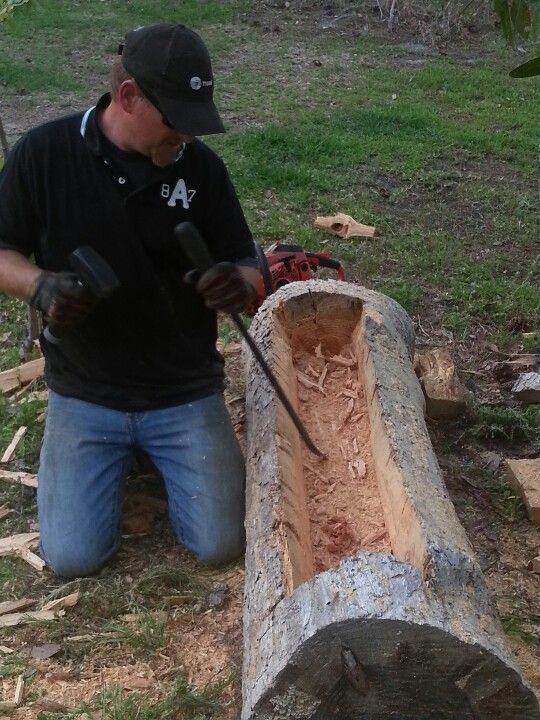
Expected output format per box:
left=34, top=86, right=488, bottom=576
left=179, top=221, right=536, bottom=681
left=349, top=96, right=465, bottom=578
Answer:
left=0, top=0, right=248, bottom=96
left=467, top=404, right=540, bottom=445
left=36, top=676, right=223, bottom=719
left=101, top=609, right=166, bottom=657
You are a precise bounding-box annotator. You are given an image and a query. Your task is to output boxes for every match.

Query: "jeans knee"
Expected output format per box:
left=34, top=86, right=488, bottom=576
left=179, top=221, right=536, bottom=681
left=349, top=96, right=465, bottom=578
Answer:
left=194, top=534, right=245, bottom=566
left=41, top=543, right=114, bottom=579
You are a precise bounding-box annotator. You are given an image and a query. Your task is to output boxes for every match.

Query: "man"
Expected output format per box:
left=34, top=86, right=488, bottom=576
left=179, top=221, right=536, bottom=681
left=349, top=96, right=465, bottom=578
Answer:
left=0, top=23, right=260, bottom=578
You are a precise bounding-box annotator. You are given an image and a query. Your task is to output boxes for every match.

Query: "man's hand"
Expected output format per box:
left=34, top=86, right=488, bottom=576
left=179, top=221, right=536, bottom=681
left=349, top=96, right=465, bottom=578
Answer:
left=193, top=262, right=256, bottom=314
left=28, top=271, right=93, bottom=331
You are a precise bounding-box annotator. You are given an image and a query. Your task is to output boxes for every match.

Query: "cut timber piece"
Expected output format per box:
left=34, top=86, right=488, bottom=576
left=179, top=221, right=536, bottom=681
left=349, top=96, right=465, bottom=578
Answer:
left=243, top=280, right=539, bottom=720
left=512, top=372, right=540, bottom=403
left=1, top=426, right=27, bottom=463
left=504, top=458, right=540, bottom=525
left=0, top=357, right=44, bottom=394
left=0, top=469, right=38, bottom=488
left=313, top=213, right=376, bottom=239
left=414, top=347, right=467, bottom=419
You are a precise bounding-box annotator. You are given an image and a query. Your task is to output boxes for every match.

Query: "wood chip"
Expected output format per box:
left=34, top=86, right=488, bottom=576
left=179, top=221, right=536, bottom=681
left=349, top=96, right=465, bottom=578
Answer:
left=14, top=675, right=24, bottom=705
left=0, top=358, right=45, bottom=394
left=42, top=591, right=79, bottom=612
left=0, top=645, right=14, bottom=654
left=28, top=643, right=62, bottom=660
left=305, top=364, right=319, bottom=379
left=0, top=504, right=13, bottom=520
left=17, top=546, right=46, bottom=571
left=32, top=699, right=70, bottom=713
left=124, top=676, right=153, bottom=690
left=329, top=354, right=357, bottom=368
left=0, top=598, right=35, bottom=616
left=297, top=371, right=326, bottom=395
left=338, top=398, right=355, bottom=430
left=352, top=438, right=358, bottom=455
left=0, top=532, right=39, bottom=555
left=354, top=459, right=367, bottom=479
left=504, top=458, right=540, bottom=525
left=317, top=363, right=329, bottom=390
left=0, top=609, right=64, bottom=629
left=512, top=371, right=540, bottom=403
left=0, top=470, right=38, bottom=488
left=1, top=426, right=27, bottom=463
left=314, top=343, right=323, bottom=358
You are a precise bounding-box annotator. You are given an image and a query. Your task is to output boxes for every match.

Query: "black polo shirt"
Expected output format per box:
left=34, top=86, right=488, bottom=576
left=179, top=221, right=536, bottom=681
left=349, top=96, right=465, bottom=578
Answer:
left=0, top=94, right=256, bottom=410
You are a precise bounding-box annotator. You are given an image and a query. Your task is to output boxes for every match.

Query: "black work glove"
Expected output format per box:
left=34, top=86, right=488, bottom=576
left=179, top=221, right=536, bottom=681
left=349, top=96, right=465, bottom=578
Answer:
left=28, top=271, right=93, bottom=332
left=189, top=262, right=256, bottom=314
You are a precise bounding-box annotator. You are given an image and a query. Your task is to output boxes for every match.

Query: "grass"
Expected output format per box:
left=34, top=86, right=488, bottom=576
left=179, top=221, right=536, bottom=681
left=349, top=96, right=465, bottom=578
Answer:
left=466, top=404, right=540, bottom=445
left=0, top=0, right=539, bottom=711
left=36, top=676, right=223, bottom=719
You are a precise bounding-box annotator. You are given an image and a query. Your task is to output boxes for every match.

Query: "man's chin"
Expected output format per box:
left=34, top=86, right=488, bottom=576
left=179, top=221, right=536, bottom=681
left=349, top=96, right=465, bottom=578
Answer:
left=150, top=146, right=181, bottom=168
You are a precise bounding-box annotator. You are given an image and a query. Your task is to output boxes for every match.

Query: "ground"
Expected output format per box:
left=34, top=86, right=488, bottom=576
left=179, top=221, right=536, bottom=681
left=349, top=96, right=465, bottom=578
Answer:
left=0, top=1, right=538, bottom=718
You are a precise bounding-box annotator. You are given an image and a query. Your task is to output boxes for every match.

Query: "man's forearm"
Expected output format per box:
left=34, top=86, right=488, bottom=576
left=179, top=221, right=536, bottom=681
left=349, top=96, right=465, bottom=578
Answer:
left=0, top=250, right=41, bottom=302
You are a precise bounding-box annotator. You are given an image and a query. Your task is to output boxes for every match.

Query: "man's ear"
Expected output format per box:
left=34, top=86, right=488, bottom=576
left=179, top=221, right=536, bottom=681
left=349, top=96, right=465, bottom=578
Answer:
left=117, top=79, right=141, bottom=114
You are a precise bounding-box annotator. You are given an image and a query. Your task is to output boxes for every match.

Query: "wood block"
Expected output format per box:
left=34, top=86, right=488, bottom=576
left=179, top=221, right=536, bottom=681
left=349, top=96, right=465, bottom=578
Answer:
left=505, top=458, right=540, bottom=525
left=0, top=358, right=44, bottom=394
left=414, top=347, right=467, bottom=419
left=512, top=372, right=540, bottom=404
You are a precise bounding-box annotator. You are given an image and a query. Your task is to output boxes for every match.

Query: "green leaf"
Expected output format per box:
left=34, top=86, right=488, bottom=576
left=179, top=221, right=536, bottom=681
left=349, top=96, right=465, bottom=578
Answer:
left=510, top=55, right=540, bottom=76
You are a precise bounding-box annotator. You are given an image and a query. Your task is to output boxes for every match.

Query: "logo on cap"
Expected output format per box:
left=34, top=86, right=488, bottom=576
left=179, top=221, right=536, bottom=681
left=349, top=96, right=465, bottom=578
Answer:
left=190, top=76, right=202, bottom=91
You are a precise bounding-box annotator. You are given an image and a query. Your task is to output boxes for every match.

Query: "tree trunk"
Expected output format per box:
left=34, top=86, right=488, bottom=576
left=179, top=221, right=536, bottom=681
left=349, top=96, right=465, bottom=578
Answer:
left=242, top=280, right=539, bottom=720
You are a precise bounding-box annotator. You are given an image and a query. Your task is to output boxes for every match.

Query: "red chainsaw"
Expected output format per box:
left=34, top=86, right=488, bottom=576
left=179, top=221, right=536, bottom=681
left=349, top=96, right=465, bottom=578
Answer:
left=251, top=241, right=345, bottom=311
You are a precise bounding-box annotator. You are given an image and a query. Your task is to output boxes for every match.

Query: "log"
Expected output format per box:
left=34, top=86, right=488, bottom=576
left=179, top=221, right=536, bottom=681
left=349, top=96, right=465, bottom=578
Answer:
left=414, top=347, right=468, bottom=419
left=243, top=280, right=539, bottom=720
left=504, top=458, right=540, bottom=525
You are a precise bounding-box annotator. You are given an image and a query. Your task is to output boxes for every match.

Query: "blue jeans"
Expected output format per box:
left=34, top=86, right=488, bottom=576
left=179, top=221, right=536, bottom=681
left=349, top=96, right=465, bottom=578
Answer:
left=38, top=391, right=245, bottom=578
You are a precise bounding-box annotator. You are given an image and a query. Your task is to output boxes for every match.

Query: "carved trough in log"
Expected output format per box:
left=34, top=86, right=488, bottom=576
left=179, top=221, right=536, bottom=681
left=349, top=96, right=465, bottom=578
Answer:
left=243, top=280, right=539, bottom=720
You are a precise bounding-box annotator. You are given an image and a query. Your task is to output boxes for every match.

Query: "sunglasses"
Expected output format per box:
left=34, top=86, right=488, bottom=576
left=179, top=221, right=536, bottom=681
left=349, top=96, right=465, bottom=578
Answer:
left=137, top=83, right=175, bottom=129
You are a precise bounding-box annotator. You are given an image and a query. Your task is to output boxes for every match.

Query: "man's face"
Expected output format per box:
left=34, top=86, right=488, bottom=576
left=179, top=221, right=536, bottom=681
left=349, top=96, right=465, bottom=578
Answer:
left=132, top=95, right=194, bottom=167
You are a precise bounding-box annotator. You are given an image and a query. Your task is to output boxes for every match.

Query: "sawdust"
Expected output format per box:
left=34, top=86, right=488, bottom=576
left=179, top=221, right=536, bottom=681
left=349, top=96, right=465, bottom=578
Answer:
left=3, top=566, right=244, bottom=719
left=292, top=331, right=391, bottom=573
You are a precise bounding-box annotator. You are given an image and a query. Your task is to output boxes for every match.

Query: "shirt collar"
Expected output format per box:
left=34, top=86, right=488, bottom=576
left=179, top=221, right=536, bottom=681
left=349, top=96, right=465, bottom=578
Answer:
left=80, top=93, right=112, bottom=156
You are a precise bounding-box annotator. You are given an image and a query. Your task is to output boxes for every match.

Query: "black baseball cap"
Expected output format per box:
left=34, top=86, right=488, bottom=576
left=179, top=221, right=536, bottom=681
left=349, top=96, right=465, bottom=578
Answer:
left=119, top=23, right=225, bottom=136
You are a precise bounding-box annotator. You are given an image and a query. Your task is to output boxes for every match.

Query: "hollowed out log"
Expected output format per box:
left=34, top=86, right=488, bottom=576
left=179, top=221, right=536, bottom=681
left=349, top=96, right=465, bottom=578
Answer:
left=242, top=280, right=539, bottom=720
